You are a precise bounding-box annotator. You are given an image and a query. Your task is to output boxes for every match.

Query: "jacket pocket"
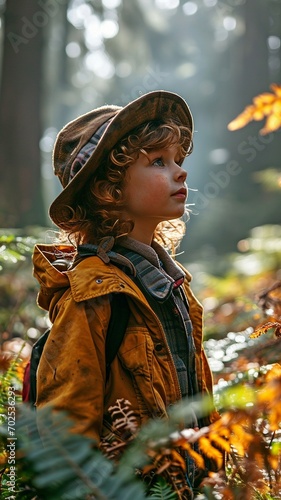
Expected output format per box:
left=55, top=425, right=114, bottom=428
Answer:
left=118, top=328, right=168, bottom=416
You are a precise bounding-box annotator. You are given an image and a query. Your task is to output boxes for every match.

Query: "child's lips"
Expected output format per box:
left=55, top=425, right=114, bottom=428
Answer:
left=172, top=188, right=187, bottom=199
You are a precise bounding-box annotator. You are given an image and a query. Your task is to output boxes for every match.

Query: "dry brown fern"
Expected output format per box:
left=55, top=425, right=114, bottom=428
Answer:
left=142, top=448, right=194, bottom=499
left=99, top=398, right=138, bottom=460
left=250, top=321, right=281, bottom=339
left=258, top=280, right=281, bottom=319
left=100, top=399, right=223, bottom=498
left=250, top=281, right=281, bottom=339
left=99, top=361, right=281, bottom=498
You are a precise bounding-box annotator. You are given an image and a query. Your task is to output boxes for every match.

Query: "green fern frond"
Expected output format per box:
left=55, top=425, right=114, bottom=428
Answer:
left=0, top=355, right=23, bottom=424
left=1, top=394, right=213, bottom=499
left=148, top=477, right=177, bottom=499
left=1, top=404, right=147, bottom=500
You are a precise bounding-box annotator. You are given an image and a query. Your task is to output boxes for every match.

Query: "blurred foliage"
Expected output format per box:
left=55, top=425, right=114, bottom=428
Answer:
left=0, top=228, right=51, bottom=357
left=1, top=0, right=280, bottom=493
left=202, top=365, right=281, bottom=499
left=181, top=224, right=280, bottom=380
left=253, top=168, right=281, bottom=191
left=0, top=224, right=281, bottom=497
left=0, top=234, right=33, bottom=270
left=1, top=356, right=281, bottom=497
left=228, top=83, right=281, bottom=135
left=1, top=223, right=280, bottom=381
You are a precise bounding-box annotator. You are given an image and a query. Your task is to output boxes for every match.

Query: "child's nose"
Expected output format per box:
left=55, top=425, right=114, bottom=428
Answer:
left=175, top=164, right=187, bottom=181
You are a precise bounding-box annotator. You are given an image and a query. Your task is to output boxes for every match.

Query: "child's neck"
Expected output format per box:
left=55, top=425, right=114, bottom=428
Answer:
left=127, top=229, right=153, bottom=246
left=128, top=231, right=152, bottom=246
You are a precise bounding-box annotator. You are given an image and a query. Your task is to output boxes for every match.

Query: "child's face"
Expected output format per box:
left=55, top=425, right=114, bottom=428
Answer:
left=123, top=144, right=188, bottom=243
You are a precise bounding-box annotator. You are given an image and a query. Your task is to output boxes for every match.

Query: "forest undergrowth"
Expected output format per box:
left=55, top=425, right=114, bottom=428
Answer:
left=0, top=229, right=281, bottom=499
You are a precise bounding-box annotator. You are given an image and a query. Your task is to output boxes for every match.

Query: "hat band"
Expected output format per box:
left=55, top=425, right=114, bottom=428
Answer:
left=69, top=118, right=112, bottom=183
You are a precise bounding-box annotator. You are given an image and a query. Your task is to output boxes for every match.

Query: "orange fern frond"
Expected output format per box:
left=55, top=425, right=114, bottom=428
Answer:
left=230, top=423, right=251, bottom=443
left=269, top=409, right=281, bottom=432
left=256, top=365, right=281, bottom=430
left=170, top=449, right=187, bottom=470
left=180, top=441, right=205, bottom=469
left=265, top=363, right=281, bottom=381
left=268, top=453, right=280, bottom=472
left=250, top=321, right=281, bottom=338
left=198, top=436, right=224, bottom=468
left=208, top=431, right=231, bottom=454
left=210, top=418, right=231, bottom=437
left=229, top=424, right=253, bottom=456
left=228, top=84, right=281, bottom=135
left=188, top=446, right=206, bottom=470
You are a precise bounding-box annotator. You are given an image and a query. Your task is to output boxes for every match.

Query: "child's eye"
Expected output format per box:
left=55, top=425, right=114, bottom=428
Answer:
left=177, top=156, right=185, bottom=166
left=152, top=158, right=165, bottom=167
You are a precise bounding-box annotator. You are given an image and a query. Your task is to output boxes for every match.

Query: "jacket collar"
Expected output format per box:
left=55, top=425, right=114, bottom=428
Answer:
left=78, top=236, right=185, bottom=303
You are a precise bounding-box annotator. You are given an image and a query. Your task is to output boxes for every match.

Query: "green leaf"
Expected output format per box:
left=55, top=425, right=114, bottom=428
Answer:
left=148, top=477, right=177, bottom=499
left=217, top=383, right=256, bottom=410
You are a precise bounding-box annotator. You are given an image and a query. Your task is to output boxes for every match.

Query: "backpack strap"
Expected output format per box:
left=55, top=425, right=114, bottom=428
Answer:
left=23, top=294, right=130, bottom=406
left=105, top=293, right=130, bottom=381
left=24, top=328, right=51, bottom=405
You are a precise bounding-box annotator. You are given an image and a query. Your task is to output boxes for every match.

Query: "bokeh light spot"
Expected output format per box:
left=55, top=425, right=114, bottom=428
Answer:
left=209, top=148, right=230, bottom=164
left=101, top=19, right=119, bottom=39
left=102, top=0, right=122, bottom=8
left=182, top=2, right=198, bottom=15
left=84, top=50, right=115, bottom=79
left=66, top=42, right=81, bottom=58
left=223, top=16, right=237, bottom=31
left=267, top=35, right=281, bottom=50
left=155, top=0, right=180, bottom=9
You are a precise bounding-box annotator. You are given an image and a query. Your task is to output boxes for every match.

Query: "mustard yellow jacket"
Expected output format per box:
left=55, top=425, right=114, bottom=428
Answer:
left=33, top=244, right=217, bottom=442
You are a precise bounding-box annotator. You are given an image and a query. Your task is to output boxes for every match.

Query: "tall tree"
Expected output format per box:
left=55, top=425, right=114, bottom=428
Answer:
left=0, top=0, right=45, bottom=227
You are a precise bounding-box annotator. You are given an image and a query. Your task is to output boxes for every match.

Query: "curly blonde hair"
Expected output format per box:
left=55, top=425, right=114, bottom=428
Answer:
left=61, top=118, right=193, bottom=253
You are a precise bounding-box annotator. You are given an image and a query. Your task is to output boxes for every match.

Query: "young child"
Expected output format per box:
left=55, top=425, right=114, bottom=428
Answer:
left=33, top=90, right=219, bottom=496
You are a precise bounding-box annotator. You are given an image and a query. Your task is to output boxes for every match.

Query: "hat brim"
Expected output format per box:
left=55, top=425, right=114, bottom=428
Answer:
left=49, top=90, right=193, bottom=227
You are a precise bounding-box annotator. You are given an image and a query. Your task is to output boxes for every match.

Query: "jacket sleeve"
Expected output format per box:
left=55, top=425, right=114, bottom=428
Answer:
left=36, top=293, right=111, bottom=442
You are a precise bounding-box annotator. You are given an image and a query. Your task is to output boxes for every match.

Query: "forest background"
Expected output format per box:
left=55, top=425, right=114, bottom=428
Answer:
left=0, top=0, right=281, bottom=498
left=0, top=0, right=280, bottom=371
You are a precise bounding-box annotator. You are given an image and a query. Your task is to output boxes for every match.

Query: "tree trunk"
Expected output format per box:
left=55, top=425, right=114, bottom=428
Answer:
left=0, top=0, right=45, bottom=227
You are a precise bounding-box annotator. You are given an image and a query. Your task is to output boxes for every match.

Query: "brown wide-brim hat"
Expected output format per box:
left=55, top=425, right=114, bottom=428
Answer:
left=49, top=90, right=194, bottom=228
